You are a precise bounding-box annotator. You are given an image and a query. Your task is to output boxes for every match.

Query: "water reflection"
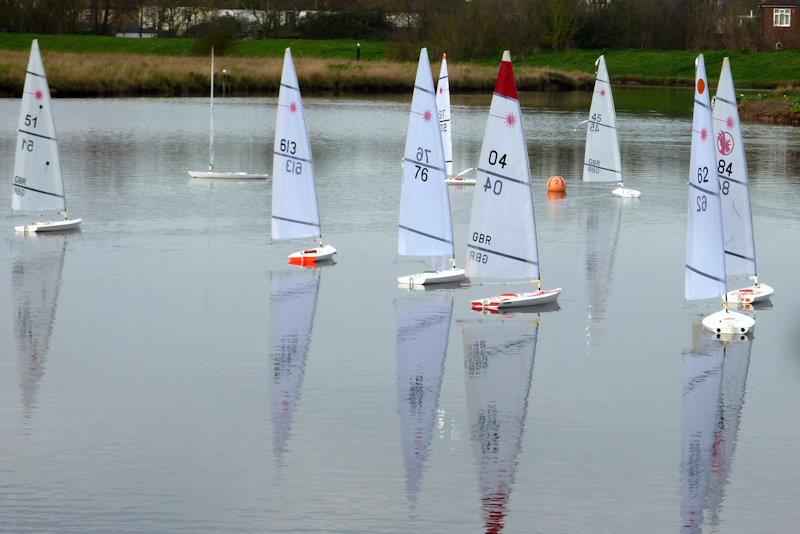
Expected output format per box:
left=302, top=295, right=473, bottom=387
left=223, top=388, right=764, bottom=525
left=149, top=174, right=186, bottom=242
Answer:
left=268, top=267, right=321, bottom=463
left=12, top=234, right=68, bottom=417
left=680, top=327, right=753, bottom=533
left=395, top=290, right=453, bottom=506
left=462, top=316, right=541, bottom=533
left=583, top=195, right=623, bottom=351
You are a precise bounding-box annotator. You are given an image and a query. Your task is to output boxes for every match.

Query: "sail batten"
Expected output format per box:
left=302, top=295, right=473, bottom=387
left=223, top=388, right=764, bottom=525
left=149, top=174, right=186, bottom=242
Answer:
left=465, top=51, right=539, bottom=281
left=397, top=48, right=455, bottom=258
left=12, top=39, right=65, bottom=213
left=713, top=57, right=757, bottom=278
left=271, top=48, right=321, bottom=241
left=583, top=56, right=622, bottom=183
left=685, top=55, right=727, bottom=301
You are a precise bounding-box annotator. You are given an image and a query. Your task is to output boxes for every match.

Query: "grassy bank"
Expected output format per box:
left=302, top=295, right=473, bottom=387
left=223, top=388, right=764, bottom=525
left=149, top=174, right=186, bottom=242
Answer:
left=0, top=50, right=593, bottom=97
left=1, top=34, right=800, bottom=97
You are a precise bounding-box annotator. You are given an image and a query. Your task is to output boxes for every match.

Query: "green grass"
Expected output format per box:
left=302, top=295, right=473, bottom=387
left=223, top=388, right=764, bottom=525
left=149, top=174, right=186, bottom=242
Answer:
left=512, top=49, right=800, bottom=86
left=1, top=34, right=799, bottom=86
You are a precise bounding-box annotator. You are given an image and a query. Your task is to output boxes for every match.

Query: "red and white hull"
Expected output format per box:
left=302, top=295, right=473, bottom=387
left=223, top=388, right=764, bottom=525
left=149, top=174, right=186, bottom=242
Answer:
left=288, top=244, right=336, bottom=265
left=471, top=288, right=561, bottom=310
left=726, top=283, right=773, bottom=304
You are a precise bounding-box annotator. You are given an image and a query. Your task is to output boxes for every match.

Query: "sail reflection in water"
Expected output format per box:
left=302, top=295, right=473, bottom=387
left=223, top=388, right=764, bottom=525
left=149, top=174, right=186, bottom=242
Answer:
left=680, top=328, right=753, bottom=533
left=12, top=235, right=68, bottom=416
left=395, top=290, right=453, bottom=505
left=583, top=196, right=623, bottom=349
left=269, top=267, right=320, bottom=461
left=462, top=317, right=540, bottom=533
left=706, top=335, right=753, bottom=527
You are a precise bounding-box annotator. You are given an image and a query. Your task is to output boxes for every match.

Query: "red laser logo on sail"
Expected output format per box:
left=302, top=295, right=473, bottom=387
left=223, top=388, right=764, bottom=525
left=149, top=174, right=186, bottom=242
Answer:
left=423, top=109, right=433, bottom=122
left=289, top=101, right=298, bottom=113
left=505, top=113, right=516, bottom=127
left=700, top=126, right=708, bottom=142
left=600, top=89, right=606, bottom=97
left=34, top=89, right=43, bottom=100
left=717, top=131, right=734, bottom=155
left=726, top=115, right=735, bottom=129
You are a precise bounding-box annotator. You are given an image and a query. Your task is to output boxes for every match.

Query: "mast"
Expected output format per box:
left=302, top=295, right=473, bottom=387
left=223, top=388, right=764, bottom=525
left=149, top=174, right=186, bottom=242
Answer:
left=209, top=47, right=215, bottom=171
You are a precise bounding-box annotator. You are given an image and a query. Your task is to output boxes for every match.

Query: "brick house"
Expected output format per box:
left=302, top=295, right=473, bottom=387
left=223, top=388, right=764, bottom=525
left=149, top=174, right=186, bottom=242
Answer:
left=762, top=1, right=800, bottom=48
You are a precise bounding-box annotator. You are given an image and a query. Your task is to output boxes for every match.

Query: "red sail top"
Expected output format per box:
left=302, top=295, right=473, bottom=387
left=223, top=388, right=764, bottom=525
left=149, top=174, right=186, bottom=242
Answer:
left=494, top=50, right=518, bottom=100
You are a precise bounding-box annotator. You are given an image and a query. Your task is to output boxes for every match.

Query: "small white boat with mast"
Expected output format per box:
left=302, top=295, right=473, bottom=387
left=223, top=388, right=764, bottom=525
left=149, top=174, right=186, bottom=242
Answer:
left=712, top=57, right=773, bottom=304
left=12, top=40, right=81, bottom=233
left=188, top=47, right=268, bottom=180
left=582, top=55, right=640, bottom=198
left=271, top=48, right=335, bottom=264
left=685, top=55, right=753, bottom=336
left=467, top=51, right=561, bottom=310
left=436, top=53, right=475, bottom=186
left=397, top=48, right=465, bottom=286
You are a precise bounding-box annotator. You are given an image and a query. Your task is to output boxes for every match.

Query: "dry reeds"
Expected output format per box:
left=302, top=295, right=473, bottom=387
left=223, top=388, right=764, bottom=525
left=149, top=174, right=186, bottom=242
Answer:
left=0, top=50, right=593, bottom=97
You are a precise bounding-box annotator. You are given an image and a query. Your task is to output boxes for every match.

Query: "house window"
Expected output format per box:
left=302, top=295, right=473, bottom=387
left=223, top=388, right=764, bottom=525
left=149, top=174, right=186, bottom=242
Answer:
left=774, top=8, right=791, bottom=27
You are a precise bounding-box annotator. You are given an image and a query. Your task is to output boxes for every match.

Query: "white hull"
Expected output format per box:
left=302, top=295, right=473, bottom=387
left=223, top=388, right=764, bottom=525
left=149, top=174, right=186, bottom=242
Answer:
left=726, top=283, right=773, bottom=304
left=288, top=244, right=336, bottom=263
left=612, top=186, right=640, bottom=198
left=445, top=177, right=476, bottom=186
left=398, top=268, right=466, bottom=286
left=188, top=171, right=268, bottom=179
left=701, top=309, right=755, bottom=336
left=15, top=218, right=81, bottom=233
left=471, top=288, right=561, bottom=309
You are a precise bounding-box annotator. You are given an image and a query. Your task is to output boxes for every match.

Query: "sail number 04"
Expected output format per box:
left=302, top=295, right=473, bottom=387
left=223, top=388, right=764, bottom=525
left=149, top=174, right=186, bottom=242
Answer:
left=483, top=150, right=508, bottom=195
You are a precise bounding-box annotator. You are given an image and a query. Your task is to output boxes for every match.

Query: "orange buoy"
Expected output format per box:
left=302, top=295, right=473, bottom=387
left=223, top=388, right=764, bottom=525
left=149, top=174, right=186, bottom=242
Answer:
left=547, top=190, right=566, bottom=201
left=547, top=175, right=566, bottom=193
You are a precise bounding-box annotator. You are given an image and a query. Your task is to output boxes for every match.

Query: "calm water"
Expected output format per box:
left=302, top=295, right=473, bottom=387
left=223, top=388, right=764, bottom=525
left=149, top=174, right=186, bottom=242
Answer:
left=0, top=90, right=799, bottom=533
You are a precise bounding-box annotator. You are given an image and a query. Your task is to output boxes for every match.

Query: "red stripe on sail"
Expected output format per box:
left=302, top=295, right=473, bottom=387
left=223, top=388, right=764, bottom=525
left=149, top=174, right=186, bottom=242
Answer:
left=494, top=59, right=518, bottom=100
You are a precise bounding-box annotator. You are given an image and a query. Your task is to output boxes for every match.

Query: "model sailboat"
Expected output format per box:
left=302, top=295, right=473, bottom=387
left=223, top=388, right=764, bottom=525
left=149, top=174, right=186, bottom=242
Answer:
left=712, top=58, right=773, bottom=304
left=468, top=51, right=560, bottom=310
left=582, top=55, right=639, bottom=198
left=271, top=48, right=335, bottom=264
left=685, top=55, right=753, bottom=335
left=188, top=48, right=268, bottom=179
left=437, top=53, right=475, bottom=186
left=12, top=40, right=81, bottom=233
left=397, top=48, right=465, bottom=286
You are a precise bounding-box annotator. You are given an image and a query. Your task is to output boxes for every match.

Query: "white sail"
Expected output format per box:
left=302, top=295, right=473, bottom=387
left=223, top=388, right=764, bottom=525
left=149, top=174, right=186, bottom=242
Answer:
left=465, top=51, right=539, bottom=281
left=463, top=320, right=538, bottom=533
left=395, top=291, right=452, bottom=503
left=208, top=47, right=215, bottom=171
left=398, top=48, right=454, bottom=258
left=685, top=55, right=727, bottom=302
left=713, top=58, right=757, bottom=279
left=583, top=55, right=622, bottom=183
left=269, top=268, right=320, bottom=460
left=680, top=333, right=724, bottom=534
left=271, top=48, right=321, bottom=241
left=12, top=39, right=65, bottom=213
left=706, top=337, right=752, bottom=527
left=436, top=53, right=453, bottom=177
left=12, top=235, right=67, bottom=415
